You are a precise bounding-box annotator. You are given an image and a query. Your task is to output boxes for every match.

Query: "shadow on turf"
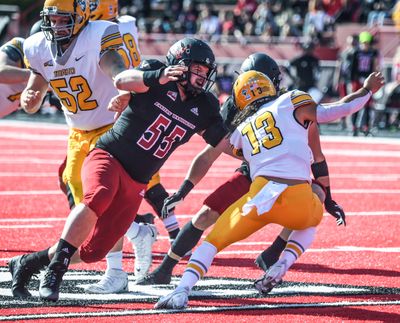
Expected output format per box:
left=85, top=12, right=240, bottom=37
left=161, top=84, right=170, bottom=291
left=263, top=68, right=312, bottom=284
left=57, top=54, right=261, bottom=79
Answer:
left=175, top=256, right=400, bottom=278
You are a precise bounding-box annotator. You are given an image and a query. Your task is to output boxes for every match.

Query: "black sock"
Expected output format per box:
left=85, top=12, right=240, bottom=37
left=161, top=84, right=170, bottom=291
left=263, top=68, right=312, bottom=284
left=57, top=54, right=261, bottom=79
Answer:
left=260, top=236, right=287, bottom=268
left=155, top=221, right=204, bottom=275
left=168, top=228, right=180, bottom=240
left=49, top=239, right=77, bottom=271
left=21, top=248, right=50, bottom=270
left=171, top=221, right=203, bottom=257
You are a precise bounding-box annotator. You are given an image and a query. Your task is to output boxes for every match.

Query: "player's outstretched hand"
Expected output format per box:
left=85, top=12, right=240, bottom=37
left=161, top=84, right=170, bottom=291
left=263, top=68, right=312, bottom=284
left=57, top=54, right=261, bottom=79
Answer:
left=21, top=90, right=42, bottom=113
left=364, top=72, right=385, bottom=94
left=108, top=91, right=131, bottom=116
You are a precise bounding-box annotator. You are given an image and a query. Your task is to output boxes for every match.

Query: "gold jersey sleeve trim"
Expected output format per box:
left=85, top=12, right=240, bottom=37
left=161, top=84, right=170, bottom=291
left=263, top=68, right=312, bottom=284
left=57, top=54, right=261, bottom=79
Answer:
left=290, top=90, right=314, bottom=109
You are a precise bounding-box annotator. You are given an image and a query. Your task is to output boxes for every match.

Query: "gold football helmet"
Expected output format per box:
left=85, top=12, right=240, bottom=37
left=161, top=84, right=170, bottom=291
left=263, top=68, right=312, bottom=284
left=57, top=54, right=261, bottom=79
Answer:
left=233, top=70, right=277, bottom=111
left=89, top=0, right=118, bottom=21
left=41, top=0, right=90, bottom=44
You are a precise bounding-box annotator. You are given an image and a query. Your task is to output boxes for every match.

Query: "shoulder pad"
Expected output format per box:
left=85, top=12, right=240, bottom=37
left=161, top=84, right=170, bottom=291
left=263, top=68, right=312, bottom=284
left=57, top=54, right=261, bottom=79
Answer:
left=290, top=90, right=315, bottom=109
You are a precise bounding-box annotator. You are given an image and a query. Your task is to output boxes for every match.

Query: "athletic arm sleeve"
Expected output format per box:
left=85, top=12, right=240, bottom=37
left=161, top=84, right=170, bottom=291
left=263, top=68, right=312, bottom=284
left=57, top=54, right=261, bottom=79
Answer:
left=316, top=90, right=372, bottom=123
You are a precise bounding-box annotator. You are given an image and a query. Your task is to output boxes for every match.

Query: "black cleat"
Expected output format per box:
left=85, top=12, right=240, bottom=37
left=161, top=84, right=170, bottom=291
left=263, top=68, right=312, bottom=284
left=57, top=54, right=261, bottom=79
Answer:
left=135, top=213, right=155, bottom=225
left=8, top=255, right=39, bottom=298
left=135, top=270, right=172, bottom=285
left=39, top=267, right=66, bottom=302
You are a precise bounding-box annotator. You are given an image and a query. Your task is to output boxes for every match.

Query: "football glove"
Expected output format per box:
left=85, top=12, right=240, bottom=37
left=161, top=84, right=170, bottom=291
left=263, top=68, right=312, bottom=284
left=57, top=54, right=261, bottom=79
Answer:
left=324, top=186, right=346, bottom=226
left=161, top=180, right=194, bottom=219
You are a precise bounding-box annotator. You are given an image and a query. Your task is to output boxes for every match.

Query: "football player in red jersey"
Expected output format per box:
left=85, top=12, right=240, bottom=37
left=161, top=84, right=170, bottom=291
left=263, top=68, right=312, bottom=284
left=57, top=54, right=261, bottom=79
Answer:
left=9, top=37, right=234, bottom=302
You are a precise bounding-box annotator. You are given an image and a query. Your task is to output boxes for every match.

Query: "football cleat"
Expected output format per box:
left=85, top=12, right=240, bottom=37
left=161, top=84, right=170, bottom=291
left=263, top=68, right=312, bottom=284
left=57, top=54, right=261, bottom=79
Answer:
left=254, top=259, right=287, bottom=295
left=135, top=270, right=171, bottom=285
left=85, top=269, right=128, bottom=294
left=39, top=266, right=66, bottom=301
left=154, top=286, right=189, bottom=309
left=8, top=255, right=40, bottom=298
left=131, top=223, right=158, bottom=280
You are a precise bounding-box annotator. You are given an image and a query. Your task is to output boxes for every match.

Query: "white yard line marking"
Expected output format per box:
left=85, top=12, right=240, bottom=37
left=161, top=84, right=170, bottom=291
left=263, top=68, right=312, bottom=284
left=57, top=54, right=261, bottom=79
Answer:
left=0, top=190, right=62, bottom=195
left=0, top=132, right=67, bottom=141
left=0, top=120, right=68, bottom=129
left=0, top=224, right=52, bottom=229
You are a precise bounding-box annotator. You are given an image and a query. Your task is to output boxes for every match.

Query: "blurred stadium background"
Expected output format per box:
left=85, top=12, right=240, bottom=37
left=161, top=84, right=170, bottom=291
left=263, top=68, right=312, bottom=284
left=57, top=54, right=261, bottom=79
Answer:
left=1, top=0, right=399, bottom=136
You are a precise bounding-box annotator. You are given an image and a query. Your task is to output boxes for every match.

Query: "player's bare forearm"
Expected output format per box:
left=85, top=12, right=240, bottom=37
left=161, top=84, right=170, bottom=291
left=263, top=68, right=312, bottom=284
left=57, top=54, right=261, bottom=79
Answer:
left=20, top=73, right=48, bottom=114
left=0, top=65, right=30, bottom=84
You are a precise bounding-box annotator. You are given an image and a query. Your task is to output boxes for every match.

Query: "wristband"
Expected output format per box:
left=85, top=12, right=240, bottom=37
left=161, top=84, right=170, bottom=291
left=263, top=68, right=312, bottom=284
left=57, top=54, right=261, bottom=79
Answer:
left=143, top=67, right=165, bottom=87
left=362, top=87, right=372, bottom=96
left=311, top=159, right=329, bottom=179
left=177, top=179, right=194, bottom=199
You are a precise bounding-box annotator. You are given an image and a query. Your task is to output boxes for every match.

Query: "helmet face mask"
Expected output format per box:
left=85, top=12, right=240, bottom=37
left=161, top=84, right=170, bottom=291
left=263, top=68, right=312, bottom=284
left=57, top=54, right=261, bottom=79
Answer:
left=166, top=38, right=217, bottom=96
left=41, top=0, right=89, bottom=44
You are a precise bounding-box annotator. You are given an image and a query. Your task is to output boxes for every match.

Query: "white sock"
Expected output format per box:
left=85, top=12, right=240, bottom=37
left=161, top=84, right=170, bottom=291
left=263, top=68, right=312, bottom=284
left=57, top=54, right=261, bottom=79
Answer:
left=162, top=213, right=179, bottom=233
left=105, top=251, right=123, bottom=272
left=125, top=221, right=140, bottom=241
left=177, top=241, right=217, bottom=291
left=281, top=227, right=316, bottom=268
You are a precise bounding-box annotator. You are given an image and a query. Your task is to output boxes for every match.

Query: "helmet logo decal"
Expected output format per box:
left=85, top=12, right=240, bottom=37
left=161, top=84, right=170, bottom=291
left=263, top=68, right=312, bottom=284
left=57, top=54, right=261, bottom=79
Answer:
left=173, top=44, right=191, bottom=60
left=78, top=0, right=87, bottom=12
left=89, top=0, right=99, bottom=12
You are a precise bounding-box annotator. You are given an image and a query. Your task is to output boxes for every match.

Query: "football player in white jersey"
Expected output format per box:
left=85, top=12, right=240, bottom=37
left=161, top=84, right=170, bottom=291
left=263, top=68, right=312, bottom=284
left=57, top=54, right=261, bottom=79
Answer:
left=0, top=20, right=46, bottom=118
left=22, top=0, right=127, bottom=205
left=0, top=37, right=30, bottom=118
left=155, top=70, right=384, bottom=309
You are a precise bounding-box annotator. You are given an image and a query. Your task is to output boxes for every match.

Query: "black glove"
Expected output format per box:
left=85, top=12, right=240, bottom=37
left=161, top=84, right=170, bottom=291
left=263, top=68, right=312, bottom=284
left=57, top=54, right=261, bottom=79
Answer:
left=161, top=180, right=194, bottom=219
left=324, top=186, right=346, bottom=226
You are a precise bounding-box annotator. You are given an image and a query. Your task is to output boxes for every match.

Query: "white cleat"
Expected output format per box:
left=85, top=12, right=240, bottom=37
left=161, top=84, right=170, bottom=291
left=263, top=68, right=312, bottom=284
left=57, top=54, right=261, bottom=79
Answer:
left=254, top=259, right=287, bottom=295
left=84, top=269, right=128, bottom=294
left=154, top=286, right=189, bottom=309
left=131, top=223, right=158, bottom=280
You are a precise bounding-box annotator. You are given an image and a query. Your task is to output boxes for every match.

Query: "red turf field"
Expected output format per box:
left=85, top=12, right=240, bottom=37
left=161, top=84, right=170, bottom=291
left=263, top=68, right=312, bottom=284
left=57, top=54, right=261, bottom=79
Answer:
left=0, top=120, right=399, bottom=322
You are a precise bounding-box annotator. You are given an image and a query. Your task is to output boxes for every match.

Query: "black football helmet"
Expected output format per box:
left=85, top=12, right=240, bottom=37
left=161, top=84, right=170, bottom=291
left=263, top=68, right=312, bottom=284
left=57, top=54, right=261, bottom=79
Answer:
left=240, top=53, right=281, bottom=91
left=166, top=37, right=217, bottom=95
left=29, top=20, right=43, bottom=36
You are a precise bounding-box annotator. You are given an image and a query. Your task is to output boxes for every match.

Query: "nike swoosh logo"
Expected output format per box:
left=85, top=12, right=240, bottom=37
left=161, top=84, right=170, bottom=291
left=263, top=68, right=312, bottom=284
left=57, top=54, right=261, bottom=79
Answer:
left=75, top=55, right=84, bottom=61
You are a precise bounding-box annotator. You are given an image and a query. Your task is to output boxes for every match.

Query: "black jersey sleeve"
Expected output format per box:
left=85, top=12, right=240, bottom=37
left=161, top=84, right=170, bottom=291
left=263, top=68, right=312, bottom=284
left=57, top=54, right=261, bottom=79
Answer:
left=136, top=59, right=166, bottom=71
left=201, top=94, right=228, bottom=147
left=220, top=95, right=238, bottom=132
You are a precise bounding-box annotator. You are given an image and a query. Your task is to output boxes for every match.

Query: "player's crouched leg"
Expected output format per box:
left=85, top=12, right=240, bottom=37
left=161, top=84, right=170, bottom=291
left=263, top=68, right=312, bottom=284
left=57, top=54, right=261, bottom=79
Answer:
left=80, top=148, right=147, bottom=264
